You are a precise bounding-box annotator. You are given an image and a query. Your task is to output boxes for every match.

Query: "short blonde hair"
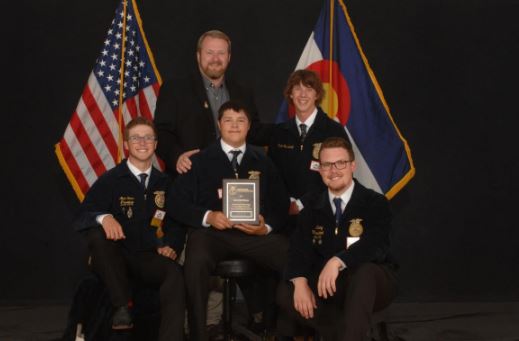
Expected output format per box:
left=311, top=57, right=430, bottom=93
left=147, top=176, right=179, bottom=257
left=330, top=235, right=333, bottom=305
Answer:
left=124, top=117, right=157, bottom=141
left=197, top=30, right=231, bottom=53
left=319, top=137, right=355, bottom=161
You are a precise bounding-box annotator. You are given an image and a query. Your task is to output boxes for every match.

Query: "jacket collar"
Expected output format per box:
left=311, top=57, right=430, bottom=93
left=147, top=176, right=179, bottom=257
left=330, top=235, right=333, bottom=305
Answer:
left=194, top=72, right=237, bottom=108
left=315, top=178, right=363, bottom=213
left=114, top=159, right=164, bottom=188
left=205, top=140, right=261, bottom=174
left=280, top=107, right=329, bottom=138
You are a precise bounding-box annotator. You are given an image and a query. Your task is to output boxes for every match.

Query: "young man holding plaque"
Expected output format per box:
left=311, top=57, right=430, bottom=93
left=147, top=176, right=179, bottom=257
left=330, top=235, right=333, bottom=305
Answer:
left=268, top=70, right=350, bottom=234
left=276, top=137, right=398, bottom=341
left=169, top=100, right=290, bottom=341
left=74, top=117, right=185, bottom=340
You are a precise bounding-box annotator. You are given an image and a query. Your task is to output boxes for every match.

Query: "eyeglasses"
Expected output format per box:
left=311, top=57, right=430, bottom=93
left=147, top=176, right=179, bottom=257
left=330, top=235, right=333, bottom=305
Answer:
left=319, top=160, right=352, bottom=170
left=128, top=135, right=156, bottom=144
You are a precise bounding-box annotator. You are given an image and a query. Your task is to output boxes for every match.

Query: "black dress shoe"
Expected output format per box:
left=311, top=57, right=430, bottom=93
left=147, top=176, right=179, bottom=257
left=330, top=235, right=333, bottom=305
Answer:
left=112, top=306, right=133, bottom=330
left=248, top=319, right=267, bottom=336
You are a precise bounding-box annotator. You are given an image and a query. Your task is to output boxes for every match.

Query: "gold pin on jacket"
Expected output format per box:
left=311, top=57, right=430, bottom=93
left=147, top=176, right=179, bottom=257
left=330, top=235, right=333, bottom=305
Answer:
left=348, top=218, right=364, bottom=237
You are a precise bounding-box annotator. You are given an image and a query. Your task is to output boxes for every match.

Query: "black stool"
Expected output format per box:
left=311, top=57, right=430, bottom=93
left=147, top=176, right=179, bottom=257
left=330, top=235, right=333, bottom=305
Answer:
left=214, top=258, right=257, bottom=341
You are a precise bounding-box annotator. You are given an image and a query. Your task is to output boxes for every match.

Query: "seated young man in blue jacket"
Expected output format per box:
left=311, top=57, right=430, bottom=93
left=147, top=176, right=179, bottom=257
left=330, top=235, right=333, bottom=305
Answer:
left=169, top=100, right=290, bottom=341
left=74, top=117, right=185, bottom=340
left=277, top=137, right=398, bottom=341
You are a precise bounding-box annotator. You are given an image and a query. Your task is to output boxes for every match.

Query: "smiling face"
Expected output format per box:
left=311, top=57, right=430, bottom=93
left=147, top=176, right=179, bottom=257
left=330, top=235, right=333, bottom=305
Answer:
left=284, top=70, right=324, bottom=120
left=197, top=36, right=231, bottom=81
left=319, top=147, right=356, bottom=196
left=290, top=82, right=318, bottom=117
left=124, top=124, right=157, bottom=166
left=217, top=108, right=250, bottom=148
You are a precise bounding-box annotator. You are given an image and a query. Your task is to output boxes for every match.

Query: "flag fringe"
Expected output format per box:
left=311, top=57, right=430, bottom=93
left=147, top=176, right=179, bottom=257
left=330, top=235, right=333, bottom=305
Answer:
left=337, top=0, right=415, bottom=199
left=132, top=0, right=162, bottom=85
left=55, top=143, right=86, bottom=202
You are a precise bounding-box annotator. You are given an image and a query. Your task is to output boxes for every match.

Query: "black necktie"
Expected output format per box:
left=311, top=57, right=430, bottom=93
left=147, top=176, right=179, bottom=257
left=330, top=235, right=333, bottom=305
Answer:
left=230, top=150, right=242, bottom=175
left=138, top=173, right=148, bottom=189
left=299, top=123, right=308, bottom=145
left=333, top=197, right=342, bottom=235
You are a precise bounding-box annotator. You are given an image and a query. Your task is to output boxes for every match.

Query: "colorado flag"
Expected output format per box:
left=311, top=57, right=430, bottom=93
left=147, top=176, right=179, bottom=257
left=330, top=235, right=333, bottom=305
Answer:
left=276, top=0, right=415, bottom=199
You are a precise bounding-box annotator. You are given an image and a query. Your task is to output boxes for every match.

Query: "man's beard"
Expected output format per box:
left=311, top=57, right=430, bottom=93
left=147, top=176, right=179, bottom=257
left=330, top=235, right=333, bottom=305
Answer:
left=202, top=62, right=225, bottom=79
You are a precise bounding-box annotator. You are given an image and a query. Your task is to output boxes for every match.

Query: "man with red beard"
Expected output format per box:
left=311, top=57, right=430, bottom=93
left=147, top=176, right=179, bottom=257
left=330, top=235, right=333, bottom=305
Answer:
left=154, top=30, right=267, bottom=178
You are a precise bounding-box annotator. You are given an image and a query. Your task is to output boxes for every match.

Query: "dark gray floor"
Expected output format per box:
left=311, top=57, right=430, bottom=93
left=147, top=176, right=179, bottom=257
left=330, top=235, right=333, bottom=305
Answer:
left=1, top=302, right=518, bottom=341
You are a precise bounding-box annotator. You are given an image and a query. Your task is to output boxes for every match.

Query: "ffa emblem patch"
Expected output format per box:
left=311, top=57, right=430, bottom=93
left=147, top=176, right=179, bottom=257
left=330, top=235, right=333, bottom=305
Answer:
left=311, top=225, right=324, bottom=245
left=248, top=170, right=261, bottom=179
left=348, top=218, right=364, bottom=237
left=154, top=191, right=165, bottom=208
left=312, top=143, right=322, bottom=159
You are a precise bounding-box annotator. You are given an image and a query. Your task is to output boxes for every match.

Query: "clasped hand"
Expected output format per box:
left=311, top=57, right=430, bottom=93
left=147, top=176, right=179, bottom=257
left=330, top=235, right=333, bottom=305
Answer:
left=292, top=257, right=343, bottom=319
left=157, top=246, right=177, bottom=260
left=207, top=212, right=268, bottom=235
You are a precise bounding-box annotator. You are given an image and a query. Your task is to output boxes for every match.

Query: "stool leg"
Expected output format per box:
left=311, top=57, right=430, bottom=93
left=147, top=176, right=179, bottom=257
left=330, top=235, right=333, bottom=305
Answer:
left=222, top=277, right=233, bottom=341
left=378, top=321, right=389, bottom=341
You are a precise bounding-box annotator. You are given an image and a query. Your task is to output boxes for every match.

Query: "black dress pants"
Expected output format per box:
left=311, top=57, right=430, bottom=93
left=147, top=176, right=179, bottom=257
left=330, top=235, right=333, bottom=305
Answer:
left=276, top=262, right=398, bottom=341
left=86, top=227, right=186, bottom=341
left=183, top=228, right=289, bottom=341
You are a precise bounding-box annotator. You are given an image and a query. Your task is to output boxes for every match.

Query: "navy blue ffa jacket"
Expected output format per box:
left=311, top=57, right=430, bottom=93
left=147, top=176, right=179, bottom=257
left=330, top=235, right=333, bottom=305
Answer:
left=268, top=109, right=349, bottom=207
left=169, top=141, right=289, bottom=232
left=286, top=180, right=395, bottom=281
left=74, top=160, right=185, bottom=253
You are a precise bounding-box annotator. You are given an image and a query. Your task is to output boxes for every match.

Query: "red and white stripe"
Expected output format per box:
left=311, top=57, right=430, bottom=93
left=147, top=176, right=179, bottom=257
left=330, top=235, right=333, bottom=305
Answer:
left=56, top=73, right=159, bottom=200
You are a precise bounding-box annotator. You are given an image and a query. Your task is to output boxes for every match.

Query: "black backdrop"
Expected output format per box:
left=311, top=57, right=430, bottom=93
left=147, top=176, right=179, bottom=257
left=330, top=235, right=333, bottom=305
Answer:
left=10, top=0, right=519, bottom=303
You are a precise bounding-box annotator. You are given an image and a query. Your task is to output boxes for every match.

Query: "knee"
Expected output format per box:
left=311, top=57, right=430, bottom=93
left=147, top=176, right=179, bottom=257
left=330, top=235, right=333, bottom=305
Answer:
left=184, top=232, right=215, bottom=270
left=85, top=227, right=108, bottom=249
left=276, top=280, right=293, bottom=312
left=352, top=263, right=380, bottom=283
left=162, top=264, right=185, bottom=296
left=167, top=263, right=184, bottom=285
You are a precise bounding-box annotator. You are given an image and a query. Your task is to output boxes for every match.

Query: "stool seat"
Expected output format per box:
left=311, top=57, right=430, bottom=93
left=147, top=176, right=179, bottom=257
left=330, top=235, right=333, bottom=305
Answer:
left=215, top=259, right=257, bottom=278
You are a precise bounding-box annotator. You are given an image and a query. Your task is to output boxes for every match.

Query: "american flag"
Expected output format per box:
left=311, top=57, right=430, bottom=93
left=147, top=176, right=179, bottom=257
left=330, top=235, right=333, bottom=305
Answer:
left=55, top=0, right=162, bottom=201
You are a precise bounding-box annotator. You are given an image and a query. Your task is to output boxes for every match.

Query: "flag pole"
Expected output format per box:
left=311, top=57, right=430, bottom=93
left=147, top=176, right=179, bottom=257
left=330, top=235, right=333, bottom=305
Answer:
left=328, top=0, right=335, bottom=116
left=116, top=0, right=129, bottom=163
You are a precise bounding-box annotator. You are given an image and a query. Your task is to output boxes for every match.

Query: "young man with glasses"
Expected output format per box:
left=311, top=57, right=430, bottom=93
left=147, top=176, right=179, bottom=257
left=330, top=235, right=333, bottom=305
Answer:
left=277, top=137, right=398, bottom=341
left=74, top=117, right=185, bottom=340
